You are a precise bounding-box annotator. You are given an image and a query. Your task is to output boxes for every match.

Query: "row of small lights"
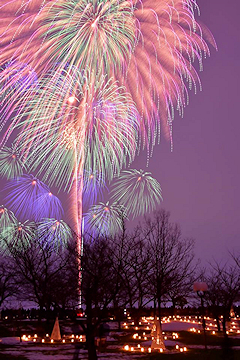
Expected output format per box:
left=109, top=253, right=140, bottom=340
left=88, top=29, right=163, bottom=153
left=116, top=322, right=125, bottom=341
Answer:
left=22, top=334, right=85, bottom=343
left=190, top=327, right=240, bottom=335
left=141, top=315, right=240, bottom=322
left=123, top=316, right=204, bottom=329
left=123, top=345, right=163, bottom=353
left=132, top=331, right=179, bottom=341
left=123, top=315, right=240, bottom=330
left=5, top=314, right=239, bottom=322
left=123, top=344, right=187, bottom=353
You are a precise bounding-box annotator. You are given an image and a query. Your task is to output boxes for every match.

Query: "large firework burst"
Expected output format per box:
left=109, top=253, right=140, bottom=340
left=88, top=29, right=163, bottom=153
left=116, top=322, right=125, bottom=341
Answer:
left=0, top=1, right=135, bottom=73
left=12, top=68, right=138, bottom=191
left=0, top=0, right=216, bottom=146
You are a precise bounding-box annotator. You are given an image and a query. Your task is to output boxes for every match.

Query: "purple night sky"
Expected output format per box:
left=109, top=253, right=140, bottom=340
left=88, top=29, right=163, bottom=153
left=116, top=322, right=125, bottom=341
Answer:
left=133, top=0, right=240, bottom=260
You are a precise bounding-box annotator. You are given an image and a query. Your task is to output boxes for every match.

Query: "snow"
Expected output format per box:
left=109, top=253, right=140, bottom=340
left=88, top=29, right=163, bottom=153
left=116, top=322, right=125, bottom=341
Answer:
left=162, top=321, right=201, bottom=331
left=106, top=322, right=119, bottom=329
left=0, top=343, right=145, bottom=360
left=0, top=337, right=21, bottom=344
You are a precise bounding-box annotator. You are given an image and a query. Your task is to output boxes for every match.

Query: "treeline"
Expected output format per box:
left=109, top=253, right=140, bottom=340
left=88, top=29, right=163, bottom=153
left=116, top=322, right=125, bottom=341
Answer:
left=0, top=209, right=240, bottom=359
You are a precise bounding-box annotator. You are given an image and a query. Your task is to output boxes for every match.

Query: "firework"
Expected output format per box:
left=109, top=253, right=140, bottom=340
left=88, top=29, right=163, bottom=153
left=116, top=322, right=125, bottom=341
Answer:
left=38, top=218, right=72, bottom=251
left=111, top=169, right=163, bottom=217
left=0, top=144, right=27, bottom=179
left=4, top=174, right=63, bottom=221
left=2, top=61, right=38, bottom=91
left=82, top=170, right=107, bottom=207
left=0, top=1, right=135, bottom=74
left=0, top=0, right=216, bottom=227
left=34, top=191, right=64, bottom=221
left=119, top=0, right=217, bottom=146
left=84, top=201, right=127, bottom=236
left=0, top=61, right=38, bottom=138
left=10, top=68, right=138, bottom=190
left=42, top=0, right=135, bottom=73
left=10, top=220, right=36, bottom=250
left=0, top=205, right=17, bottom=247
left=0, top=0, right=216, bottom=148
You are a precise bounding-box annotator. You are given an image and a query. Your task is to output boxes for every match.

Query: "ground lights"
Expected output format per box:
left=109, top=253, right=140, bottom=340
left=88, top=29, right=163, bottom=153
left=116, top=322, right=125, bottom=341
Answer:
left=21, top=333, right=85, bottom=343
left=176, top=345, right=187, bottom=352
left=21, top=315, right=240, bottom=352
left=123, top=344, right=187, bottom=353
left=123, top=345, right=165, bottom=353
left=132, top=331, right=178, bottom=341
left=122, top=315, right=240, bottom=354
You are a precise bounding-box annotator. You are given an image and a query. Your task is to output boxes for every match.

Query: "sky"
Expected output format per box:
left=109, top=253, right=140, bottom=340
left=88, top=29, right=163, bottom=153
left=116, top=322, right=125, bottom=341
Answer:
left=132, top=0, right=240, bottom=261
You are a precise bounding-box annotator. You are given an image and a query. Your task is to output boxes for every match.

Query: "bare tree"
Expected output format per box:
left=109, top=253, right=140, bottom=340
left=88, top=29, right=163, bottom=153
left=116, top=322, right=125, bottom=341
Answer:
left=80, top=235, right=126, bottom=360
left=206, top=260, right=240, bottom=335
left=108, top=223, right=134, bottom=325
left=126, top=230, right=151, bottom=310
left=4, top=233, right=77, bottom=319
left=142, top=209, right=195, bottom=325
left=103, top=224, right=152, bottom=329
left=167, top=271, right=194, bottom=312
left=109, top=225, right=150, bottom=308
left=0, top=255, right=17, bottom=307
left=204, top=267, right=222, bottom=332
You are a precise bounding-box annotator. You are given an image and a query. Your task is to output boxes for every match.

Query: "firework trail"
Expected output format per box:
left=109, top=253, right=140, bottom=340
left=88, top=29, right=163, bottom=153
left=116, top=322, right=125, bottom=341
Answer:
left=2, top=61, right=38, bottom=91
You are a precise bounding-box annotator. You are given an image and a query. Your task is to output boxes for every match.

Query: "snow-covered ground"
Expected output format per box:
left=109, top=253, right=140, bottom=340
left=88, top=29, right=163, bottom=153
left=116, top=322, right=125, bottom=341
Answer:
left=162, top=322, right=201, bottom=331
left=0, top=343, right=145, bottom=360
left=1, top=318, right=240, bottom=359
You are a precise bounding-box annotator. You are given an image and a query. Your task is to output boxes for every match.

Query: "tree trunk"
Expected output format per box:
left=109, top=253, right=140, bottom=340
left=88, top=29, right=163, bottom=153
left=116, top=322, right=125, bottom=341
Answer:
left=216, top=315, right=221, bottom=332
left=153, top=297, right=156, bottom=318
left=86, top=330, right=97, bottom=360
left=85, top=292, right=97, bottom=360
left=157, top=297, right=162, bottom=327
left=39, top=304, right=44, bottom=322
left=222, top=313, right=227, bottom=337
left=172, top=299, right=176, bottom=315
left=221, top=312, right=233, bottom=359
left=113, top=301, right=121, bottom=331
